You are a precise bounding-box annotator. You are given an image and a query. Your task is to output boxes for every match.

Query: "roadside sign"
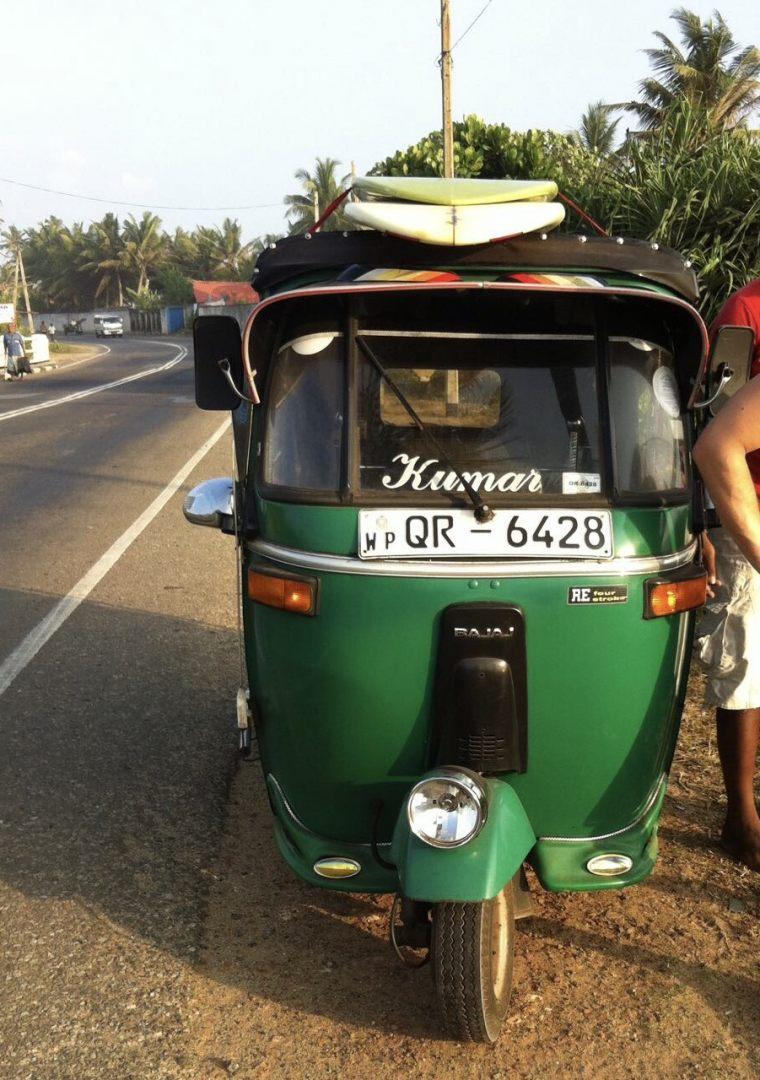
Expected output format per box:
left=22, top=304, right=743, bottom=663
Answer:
left=0, top=303, right=14, bottom=324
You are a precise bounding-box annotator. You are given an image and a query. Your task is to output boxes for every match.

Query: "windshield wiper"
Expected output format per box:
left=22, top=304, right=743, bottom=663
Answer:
left=356, top=336, right=495, bottom=523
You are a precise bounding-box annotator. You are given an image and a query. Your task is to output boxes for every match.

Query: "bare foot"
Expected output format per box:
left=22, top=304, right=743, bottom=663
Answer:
left=720, top=818, right=760, bottom=872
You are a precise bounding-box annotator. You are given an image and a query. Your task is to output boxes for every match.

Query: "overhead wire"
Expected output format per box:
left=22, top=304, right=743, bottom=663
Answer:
left=450, top=0, right=494, bottom=53
left=0, top=176, right=281, bottom=213
left=435, top=0, right=495, bottom=66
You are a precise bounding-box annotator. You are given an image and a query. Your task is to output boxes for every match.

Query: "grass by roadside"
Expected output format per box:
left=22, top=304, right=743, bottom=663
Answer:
left=41, top=342, right=107, bottom=369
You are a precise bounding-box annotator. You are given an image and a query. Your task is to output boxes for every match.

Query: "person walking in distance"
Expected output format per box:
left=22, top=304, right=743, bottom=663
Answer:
left=5, top=325, right=31, bottom=379
left=694, top=278, right=760, bottom=872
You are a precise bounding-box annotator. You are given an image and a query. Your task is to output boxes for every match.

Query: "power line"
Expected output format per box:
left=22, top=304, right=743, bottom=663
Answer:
left=435, top=0, right=494, bottom=65
left=0, top=176, right=282, bottom=213
left=451, top=0, right=494, bottom=52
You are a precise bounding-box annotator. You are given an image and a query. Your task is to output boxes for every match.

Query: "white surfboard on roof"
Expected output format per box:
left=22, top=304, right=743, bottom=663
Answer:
left=344, top=199, right=565, bottom=246
left=353, top=176, right=558, bottom=206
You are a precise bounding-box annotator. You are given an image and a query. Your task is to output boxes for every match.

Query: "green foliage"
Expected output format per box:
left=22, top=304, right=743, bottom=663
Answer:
left=0, top=213, right=273, bottom=312
left=126, top=285, right=162, bottom=312
left=155, top=264, right=194, bottom=305
left=616, top=6, right=760, bottom=130
left=577, top=101, right=620, bottom=155
left=284, top=157, right=351, bottom=234
left=371, top=115, right=607, bottom=192
left=597, top=103, right=760, bottom=321
left=372, top=105, right=758, bottom=321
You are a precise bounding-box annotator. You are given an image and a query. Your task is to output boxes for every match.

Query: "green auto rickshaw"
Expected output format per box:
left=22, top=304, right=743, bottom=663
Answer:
left=184, top=181, right=753, bottom=1042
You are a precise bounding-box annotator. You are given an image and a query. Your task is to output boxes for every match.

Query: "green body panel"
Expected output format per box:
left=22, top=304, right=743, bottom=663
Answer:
left=267, top=774, right=396, bottom=893
left=390, top=776, right=535, bottom=902
left=530, top=775, right=666, bottom=891
left=256, top=501, right=692, bottom=559
left=245, top=502, right=694, bottom=895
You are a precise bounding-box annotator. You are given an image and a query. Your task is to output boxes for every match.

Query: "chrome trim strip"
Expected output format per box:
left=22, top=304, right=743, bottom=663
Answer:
left=267, top=774, right=392, bottom=847
left=539, top=775, right=667, bottom=843
left=250, top=540, right=698, bottom=579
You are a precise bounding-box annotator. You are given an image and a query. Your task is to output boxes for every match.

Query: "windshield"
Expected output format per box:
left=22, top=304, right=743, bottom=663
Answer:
left=358, top=332, right=601, bottom=501
left=258, top=312, right=691, bottom=505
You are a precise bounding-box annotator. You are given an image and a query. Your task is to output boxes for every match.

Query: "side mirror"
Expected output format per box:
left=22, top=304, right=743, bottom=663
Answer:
left=193, top=316, right=244, bottom=410
left=183, top=477, right=235, bottom=533
left=695, top=325, right=755, bottom=414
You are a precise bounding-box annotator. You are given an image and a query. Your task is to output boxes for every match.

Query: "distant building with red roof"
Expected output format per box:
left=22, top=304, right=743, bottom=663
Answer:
left=191, top=281, right=259, bottom=306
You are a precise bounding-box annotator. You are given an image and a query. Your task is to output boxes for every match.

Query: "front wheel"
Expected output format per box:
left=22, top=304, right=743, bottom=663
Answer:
left=432, top=882, right=515, bottom=1043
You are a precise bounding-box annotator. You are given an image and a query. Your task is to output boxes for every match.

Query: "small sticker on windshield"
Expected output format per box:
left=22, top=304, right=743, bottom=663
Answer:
left=562, top=472, right=601, bottom=495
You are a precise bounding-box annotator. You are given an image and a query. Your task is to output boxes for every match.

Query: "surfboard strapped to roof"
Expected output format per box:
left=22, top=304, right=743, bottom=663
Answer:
left=253, top=176, right=697, bottom=301
left=346, top=176, right=565, bottom=246
left=352, top=176, right=559, bottom=206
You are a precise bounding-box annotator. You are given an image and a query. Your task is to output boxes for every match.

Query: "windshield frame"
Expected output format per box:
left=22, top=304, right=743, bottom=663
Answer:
left=253, top=291, right=695, bottom=510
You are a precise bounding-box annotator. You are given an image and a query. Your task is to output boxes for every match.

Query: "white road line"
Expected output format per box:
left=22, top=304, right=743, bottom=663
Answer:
left=0, top=343, right=187, bottom=424
left=49, top=343, right=111, bottom=371
left=0, top=417, right=231, bottom=699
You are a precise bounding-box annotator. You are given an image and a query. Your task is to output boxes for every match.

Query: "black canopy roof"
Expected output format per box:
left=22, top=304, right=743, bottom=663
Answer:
left=252, top=230, right=698, bottom=304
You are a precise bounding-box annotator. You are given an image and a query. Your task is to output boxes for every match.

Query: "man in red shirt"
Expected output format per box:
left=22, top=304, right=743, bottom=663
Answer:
left=694, top=279, right=760, bottom=872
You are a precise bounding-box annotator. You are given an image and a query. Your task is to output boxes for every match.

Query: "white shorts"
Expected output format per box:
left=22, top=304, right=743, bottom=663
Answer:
left=699, top=528, right=760, bottom=710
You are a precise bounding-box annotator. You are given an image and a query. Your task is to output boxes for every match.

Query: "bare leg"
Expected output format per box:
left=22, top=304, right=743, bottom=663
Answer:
left=716, top=707, right=760, bottom=871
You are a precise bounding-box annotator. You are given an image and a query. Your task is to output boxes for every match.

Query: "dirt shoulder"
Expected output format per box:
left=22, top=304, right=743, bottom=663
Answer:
left=183, top=659, right=758, bottom=1079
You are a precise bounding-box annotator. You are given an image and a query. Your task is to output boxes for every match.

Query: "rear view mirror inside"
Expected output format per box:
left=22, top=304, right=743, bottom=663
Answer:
left=193, top=316, right=244, bottom=410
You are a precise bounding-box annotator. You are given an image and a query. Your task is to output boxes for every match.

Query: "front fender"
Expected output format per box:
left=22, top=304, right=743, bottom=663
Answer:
left=390, top=775, right=536, bottom=902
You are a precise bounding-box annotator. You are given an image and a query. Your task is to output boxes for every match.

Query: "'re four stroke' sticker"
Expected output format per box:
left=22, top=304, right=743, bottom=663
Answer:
left=568, top=585, right=628, bottom=605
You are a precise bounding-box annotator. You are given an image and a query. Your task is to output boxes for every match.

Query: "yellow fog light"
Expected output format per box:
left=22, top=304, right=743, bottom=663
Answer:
left=313, top=858, right=361, bottom=879
left=586, top=853, right=633, bottom=877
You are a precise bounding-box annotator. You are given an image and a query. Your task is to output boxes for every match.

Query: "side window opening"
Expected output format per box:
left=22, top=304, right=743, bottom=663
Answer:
left=609, top=337, right=687, bottom=495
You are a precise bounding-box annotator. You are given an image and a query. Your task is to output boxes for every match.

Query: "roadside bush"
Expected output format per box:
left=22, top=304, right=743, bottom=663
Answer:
left=372, top=108, right=759, bottom=320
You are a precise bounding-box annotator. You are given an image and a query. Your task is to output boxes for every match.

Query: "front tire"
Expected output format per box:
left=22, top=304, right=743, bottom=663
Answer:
left=432, top=882, right=515, bottom=1043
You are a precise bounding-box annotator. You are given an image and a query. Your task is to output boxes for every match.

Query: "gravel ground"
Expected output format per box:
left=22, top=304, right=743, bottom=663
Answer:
left=183, top=657, right=758, bottom=1080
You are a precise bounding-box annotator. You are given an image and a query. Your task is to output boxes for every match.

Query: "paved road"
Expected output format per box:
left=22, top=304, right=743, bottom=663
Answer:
left=0, top=338, right=239, bottom=1077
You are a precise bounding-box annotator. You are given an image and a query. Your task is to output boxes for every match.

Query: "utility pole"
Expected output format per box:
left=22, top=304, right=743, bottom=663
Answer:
left=17, top=250, right=34, bottom=334
left=312, top=188, right=319, bottom=224
left=12, top=252, right=19, bottom=310
left=440, top=0, right=454, bottom=178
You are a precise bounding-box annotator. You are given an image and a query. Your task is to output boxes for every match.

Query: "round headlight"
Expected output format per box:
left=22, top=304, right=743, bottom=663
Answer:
left=407, top=770, right=486, bottom=848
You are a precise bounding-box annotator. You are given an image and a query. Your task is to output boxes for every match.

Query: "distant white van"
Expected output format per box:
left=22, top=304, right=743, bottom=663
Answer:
left=94, top=316, right=124, bottom=338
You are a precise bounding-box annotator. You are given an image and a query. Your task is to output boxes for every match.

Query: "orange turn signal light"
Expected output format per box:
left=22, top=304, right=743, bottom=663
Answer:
left=644, top=572, right=707, bottom=619
left=248, top=570, right=317, bottom=615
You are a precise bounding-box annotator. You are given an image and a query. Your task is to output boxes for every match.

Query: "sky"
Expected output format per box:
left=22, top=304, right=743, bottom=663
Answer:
left=2, top=0, right=758, bottom=242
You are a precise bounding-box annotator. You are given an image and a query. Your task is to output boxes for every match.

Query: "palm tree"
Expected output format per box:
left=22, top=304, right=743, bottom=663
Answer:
left=618, top=7, right=760, bottom=130
left=198, top=218, right=254, bottom=277
left=577, top=101, right=621, bottom=154
left=0, top=225, right=34, bottom=328
left=81, top=213, right=128, bottom=307
left=284, top=157, right=351, bottom=234
left=122, top=212, right=167, bottom=294
left=169, top=227, right=201, bottom=277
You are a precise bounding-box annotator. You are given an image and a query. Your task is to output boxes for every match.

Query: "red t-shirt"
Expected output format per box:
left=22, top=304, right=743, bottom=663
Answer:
left=710, top=280, right=760, bottom=494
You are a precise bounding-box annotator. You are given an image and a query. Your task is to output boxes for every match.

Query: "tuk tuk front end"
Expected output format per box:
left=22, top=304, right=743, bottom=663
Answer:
left=185, top=226, right=736, bottom=1042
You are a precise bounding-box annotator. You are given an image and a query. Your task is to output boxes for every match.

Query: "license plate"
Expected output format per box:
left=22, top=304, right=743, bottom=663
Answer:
left=358, top=508, right=613, bottom=559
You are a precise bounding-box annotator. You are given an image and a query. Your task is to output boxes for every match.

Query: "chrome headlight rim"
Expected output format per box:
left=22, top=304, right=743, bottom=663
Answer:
left=407, top=767, right=488, bottom=849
